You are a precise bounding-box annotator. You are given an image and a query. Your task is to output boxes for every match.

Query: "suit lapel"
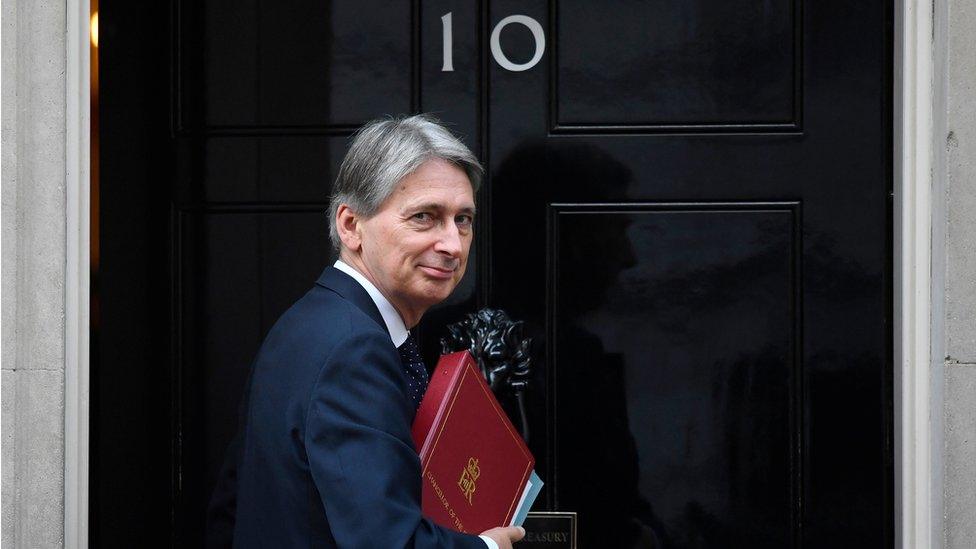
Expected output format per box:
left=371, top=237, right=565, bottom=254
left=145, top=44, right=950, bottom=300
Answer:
left=315, top=266, right=390, bottom=338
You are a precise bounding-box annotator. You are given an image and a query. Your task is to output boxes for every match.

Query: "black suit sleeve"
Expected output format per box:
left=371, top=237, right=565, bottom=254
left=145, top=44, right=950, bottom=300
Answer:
left=306, top=327, right=485, bottom=549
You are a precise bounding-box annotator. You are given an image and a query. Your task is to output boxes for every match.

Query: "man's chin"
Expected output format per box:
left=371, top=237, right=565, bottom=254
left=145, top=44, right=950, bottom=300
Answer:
left=414, top=280, right=458, bottom=306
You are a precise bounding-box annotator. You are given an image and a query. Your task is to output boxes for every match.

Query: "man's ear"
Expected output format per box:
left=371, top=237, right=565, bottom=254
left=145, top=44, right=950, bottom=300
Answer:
left=335, top=204, right=363, bottom=252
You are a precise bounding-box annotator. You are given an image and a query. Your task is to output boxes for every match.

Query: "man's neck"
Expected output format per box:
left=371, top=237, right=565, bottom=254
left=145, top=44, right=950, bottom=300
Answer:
left=339, top=254, right=424, bottom=330
left=334, top=259, right=411, bottom=347
left=335, top=253, right=421, bottom=329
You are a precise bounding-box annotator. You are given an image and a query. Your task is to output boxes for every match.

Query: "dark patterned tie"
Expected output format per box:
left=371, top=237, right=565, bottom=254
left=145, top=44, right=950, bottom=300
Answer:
left=397, top=333, right=429, bottom=411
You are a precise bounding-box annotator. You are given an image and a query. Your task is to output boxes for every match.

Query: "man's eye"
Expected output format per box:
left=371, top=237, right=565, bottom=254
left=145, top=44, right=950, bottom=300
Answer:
left=455, top=215, right=474, bottom=227
left=412, top=212, right=433, bottom=222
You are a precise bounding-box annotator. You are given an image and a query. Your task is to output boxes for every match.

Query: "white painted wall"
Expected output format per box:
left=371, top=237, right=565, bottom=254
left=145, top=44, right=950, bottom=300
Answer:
left=942, top=0, right=976, bottom=545
left=1, top=0, right=68, bottom=546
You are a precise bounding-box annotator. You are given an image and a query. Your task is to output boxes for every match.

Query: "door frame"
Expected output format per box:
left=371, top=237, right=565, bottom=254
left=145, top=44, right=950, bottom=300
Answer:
left=65, top=0, right=91, bottom=547
left=62, top=0, right=943, bottom=546
left=894, top=0, right=948, bottom=547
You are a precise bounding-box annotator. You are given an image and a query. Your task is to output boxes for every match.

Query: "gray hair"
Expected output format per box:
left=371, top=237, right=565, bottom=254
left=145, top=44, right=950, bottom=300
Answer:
left=328, top=114, right=483, bottom=250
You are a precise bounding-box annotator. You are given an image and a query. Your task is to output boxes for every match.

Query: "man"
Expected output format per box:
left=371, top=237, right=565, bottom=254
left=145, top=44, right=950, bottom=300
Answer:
left=215, top=115, right=524, bottom=548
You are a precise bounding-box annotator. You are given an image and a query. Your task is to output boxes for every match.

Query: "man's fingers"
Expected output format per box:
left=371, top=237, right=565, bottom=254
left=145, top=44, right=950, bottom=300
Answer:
left=479, top=526, right=527, bottom=548
left=497, top=526, right=525, bottom=541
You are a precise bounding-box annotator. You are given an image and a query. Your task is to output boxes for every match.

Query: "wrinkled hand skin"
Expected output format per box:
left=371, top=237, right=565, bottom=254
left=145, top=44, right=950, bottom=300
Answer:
left=480, top=526, right=526, bottom=549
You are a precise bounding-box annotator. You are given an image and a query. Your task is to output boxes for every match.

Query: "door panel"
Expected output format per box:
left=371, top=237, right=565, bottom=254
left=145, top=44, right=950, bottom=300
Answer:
left=177, top=209, right=333, bottom=537
left=192, top=0, right=414, bottom=128
left=554, top=0, right=799, bottom=129
left=181, top=137, right=345, bottom=202
left=552, top=205, right=798, bottom=548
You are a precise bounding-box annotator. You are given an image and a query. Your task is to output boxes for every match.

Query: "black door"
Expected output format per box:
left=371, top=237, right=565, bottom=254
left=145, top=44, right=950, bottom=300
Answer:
left=95, top=1, right=892, bottom=547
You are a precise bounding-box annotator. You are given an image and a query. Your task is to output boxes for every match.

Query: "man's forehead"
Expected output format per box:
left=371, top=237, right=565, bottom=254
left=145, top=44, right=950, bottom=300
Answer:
left=394, top=181, right=475, bottom=209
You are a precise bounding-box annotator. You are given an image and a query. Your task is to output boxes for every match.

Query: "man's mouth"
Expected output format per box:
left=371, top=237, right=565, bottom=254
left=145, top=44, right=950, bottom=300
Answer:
left=419, top=264, right=457, bottom=280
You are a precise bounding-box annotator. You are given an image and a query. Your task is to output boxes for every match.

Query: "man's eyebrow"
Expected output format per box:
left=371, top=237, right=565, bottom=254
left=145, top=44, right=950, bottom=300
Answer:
left=405, top=202, right=445, bottom=213
left=406, top=203, right=477, bottom=215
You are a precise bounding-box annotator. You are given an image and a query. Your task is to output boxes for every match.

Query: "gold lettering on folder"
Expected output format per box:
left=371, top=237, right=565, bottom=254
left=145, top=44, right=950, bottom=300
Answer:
left=458, top=457, right=480, bottom=505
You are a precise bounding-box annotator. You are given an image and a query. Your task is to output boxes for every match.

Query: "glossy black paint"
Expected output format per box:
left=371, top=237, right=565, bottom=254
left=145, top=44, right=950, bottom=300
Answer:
left=94, top=0, right=892, bottom=546
left=553, top=0, right=799, bottom=131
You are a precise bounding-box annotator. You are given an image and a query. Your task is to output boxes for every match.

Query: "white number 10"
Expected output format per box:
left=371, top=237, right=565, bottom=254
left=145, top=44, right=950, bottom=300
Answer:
left=441, top=12, right=546, bottom=73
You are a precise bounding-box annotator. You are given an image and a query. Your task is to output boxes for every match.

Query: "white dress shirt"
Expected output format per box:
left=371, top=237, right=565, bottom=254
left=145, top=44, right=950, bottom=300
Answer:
left=333, top=261, right=499, bottom=549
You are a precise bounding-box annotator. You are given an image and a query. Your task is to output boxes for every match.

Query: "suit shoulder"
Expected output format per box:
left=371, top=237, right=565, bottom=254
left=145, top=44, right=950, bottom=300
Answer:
left=266, top=285, right=387, bottom=351
left=247, top=285, right=395, bottom=411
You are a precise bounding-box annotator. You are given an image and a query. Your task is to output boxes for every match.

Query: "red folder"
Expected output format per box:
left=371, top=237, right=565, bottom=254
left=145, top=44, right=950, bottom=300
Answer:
left=411, top=351, right=535, bottom=534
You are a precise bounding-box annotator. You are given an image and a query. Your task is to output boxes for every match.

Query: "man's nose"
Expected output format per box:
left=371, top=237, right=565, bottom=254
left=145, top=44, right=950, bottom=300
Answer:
left=434, top=222, right=463, bottom=256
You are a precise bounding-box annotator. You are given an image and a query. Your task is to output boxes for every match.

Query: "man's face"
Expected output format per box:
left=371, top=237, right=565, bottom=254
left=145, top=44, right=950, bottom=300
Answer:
left=353, top=158, right=475, bottom=326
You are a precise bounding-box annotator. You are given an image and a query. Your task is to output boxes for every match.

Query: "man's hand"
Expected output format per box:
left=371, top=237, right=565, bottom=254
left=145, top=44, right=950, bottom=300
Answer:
left=480, top=526, right=526, bottom=549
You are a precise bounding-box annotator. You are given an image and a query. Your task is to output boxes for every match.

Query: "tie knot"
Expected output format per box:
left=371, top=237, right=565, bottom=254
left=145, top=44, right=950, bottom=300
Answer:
left=399, top=333, right=420, bottom=355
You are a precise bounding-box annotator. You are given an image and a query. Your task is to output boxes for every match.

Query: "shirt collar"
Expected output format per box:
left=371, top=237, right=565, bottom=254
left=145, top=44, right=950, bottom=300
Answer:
left=334, top=260, right=410, bottom=347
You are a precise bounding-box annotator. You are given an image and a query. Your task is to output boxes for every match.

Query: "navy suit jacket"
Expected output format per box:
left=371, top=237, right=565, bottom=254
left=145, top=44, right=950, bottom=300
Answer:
left=217, top=266, right=485, bottom=548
